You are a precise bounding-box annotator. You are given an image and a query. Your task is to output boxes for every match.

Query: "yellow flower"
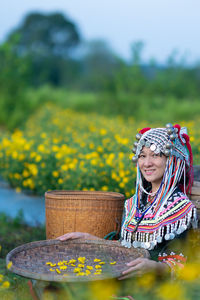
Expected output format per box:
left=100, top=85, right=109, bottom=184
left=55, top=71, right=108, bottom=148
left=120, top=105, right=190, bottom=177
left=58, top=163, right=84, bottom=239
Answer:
left=2, top=281, right=10, bottom=288
left=99, top=262, right=105, bottom=265
left=156, top=282, right=186, bottom=300
left=49, top=268, right=55, bottom=272
left=110, top=261, right=116, bottom=265
left=78, top=264, right=84, bottom=268
left=7, top=261, right=13, bottom=269
left=95, top=265, right=102, bottom=269
left=178, top=263, right=200, bottom=281
left=87, top=266, right=93, bottom=270
left=0, top=274, right=4, bottom=282
left=52, top=171, right=59, bottom=177
left=74, top=268, right=81, bottom=273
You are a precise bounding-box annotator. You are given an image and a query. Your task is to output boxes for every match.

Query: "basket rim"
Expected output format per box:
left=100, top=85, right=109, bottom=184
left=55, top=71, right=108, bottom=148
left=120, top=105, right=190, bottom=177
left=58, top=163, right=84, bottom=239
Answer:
left=6, top=239, right=149, bottom=282
left=45, top=190, right=125, bottom=200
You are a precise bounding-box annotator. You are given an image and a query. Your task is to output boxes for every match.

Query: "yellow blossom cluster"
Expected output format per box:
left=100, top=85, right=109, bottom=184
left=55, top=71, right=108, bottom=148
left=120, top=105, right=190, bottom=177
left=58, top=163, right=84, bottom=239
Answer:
left=45, top=256, right=117, bottom=277
left=0, top=103, right=199, bottom=197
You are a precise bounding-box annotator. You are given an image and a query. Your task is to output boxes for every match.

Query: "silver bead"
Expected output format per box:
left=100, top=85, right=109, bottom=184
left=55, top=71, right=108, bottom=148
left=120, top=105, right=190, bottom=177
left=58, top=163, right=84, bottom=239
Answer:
left=132, top=147, right=136, bottom=153
left=166, top=123, right=173, bottom=129
left=132, top=156, right=138, bottom=163
left=164, top=149, right=171, bottom=156
left=134, top=141, right=138, bottom=147
left=145, top=141, right=150, bottom=148
left=169, top=133, right=176, bottom=141
left=167, top=128, right=174, bottom=135
left=136, top=133, right=142, bottom=140
left=174, top=127, right=178, bottom=133
left=165, top=142, right=172, bottom=149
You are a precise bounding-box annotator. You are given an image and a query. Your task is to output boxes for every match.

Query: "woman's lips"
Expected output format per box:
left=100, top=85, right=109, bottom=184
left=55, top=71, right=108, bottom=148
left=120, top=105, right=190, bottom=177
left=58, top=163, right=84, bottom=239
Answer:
left=144, top=169, right=155, bottom=175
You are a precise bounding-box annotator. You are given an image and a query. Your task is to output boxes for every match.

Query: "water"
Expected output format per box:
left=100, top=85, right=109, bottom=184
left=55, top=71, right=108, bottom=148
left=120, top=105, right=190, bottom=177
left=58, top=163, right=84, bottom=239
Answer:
left=0, top=181, right=45, bottom=226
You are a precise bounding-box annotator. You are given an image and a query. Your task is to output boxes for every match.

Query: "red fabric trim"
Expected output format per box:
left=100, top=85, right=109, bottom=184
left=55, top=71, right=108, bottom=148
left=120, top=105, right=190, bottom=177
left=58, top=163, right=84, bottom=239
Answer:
left=158, top=254, right=187, bottom=262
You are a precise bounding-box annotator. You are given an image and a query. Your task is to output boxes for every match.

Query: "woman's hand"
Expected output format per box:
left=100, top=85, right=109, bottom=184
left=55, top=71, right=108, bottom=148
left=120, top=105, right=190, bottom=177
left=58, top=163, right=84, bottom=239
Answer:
left=56, top=232, right=100, bottom=241
left=118, top=258, right=168, bottom=280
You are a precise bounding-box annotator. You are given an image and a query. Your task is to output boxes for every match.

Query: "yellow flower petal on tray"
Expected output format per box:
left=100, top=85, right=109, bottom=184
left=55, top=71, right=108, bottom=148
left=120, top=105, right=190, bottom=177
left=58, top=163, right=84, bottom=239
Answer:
left=45, top=262, right=52, bottom=265
left=50, top=263, right=56, bottom=267
left=71, top=264, right=76, bottom=267
left=56, top=269, right=61, bottom=274
left=7, top=261, right=12, bottom=269
left=99, top=262, right=105, bottom=265
left=49, top=268, right=55, bottom=272
left=94, top=258, right=101, bottom=262
left=60, top=266, right=67, bottom=270
left=110, top=261, right=116, bottom=265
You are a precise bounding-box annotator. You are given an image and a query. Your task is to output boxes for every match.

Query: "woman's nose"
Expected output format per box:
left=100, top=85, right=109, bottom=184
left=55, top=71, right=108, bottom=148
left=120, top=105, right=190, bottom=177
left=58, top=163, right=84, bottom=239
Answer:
left=143, top=156, right=153, bottom=167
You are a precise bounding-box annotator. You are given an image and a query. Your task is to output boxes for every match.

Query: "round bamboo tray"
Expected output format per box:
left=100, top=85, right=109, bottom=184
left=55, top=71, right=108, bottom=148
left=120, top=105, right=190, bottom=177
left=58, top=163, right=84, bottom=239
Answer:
left=45, top=190, right=125, bottom=239
left=6, top=239, right=149, bottom=282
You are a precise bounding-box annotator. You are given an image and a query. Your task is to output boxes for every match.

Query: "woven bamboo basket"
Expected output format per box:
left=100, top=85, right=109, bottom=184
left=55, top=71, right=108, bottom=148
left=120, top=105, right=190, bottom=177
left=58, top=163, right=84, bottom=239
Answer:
left=45, top=190, right=125, bottom=239
left=190, top=181, right=200, bottom=221
left=6, top=239, right=149, bottom=282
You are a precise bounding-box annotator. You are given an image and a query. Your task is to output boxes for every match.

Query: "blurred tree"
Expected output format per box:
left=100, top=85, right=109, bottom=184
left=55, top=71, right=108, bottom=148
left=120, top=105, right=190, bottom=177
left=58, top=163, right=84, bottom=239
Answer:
left=7, top=11, right=80, bottom=58
left=5, top=11, right=81, bottom=86
left=79, top=40, right=122, bottom=91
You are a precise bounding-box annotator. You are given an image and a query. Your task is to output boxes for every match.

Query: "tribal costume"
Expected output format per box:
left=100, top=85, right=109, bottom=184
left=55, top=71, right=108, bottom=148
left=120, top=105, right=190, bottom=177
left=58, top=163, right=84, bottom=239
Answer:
left=120, top=124, right=198, bottom=273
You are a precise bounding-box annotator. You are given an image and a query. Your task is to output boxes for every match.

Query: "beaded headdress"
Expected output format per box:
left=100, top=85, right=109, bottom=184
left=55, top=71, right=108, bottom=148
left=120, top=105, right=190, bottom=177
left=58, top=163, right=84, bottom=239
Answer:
left=121, top=123, right=197, bottom=250
left=132, top=123, right=193, bottom=194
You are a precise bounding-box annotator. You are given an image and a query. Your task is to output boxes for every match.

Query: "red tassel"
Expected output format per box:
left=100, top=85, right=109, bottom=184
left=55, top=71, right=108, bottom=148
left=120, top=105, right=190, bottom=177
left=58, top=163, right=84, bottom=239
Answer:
left=139, top=127, right=151, bottom=134
left=182, top=133, right=194, bottom=194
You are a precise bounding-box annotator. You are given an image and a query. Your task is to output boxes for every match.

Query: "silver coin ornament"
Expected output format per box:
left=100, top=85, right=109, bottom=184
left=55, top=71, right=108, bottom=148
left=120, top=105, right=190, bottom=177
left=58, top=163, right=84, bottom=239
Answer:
left=150, top=144, right=156, bottom=151
left=164, top=149, right=171, bottom=156
left=156, top=236, right=163, bottom=243
left=136, top=133, right=142, bottom=140
left=132, top=241, right=140, bottom=248
left=166, top=123, right=173, bottom=129
left=165, top=142, right=172, bottom=149
left=134, top=141, right=138, bottom=147
left=132, top=147, right=136, bottom=153
left=164, top=233, right=171, bottom=240
left=145, top=141, right=151, bottom=148
left=144, top=242, right=151, bottom=249
left=170, top=133, right=176, bottom=141
left=167, top=128, right=174, bottom=135
left=132, top=156, right=138, bottom=163
left=140, top=139, right=145, bottom=146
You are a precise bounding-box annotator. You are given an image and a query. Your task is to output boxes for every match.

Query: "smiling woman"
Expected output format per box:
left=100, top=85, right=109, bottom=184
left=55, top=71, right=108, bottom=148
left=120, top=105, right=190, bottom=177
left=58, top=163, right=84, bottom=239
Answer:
left=57, top=123, right=198, bottom=279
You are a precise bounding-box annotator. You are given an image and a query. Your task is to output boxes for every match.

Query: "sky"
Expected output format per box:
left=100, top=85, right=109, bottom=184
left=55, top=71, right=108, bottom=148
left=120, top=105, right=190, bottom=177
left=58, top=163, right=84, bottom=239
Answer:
left=1, top=0, right=200, bottom=64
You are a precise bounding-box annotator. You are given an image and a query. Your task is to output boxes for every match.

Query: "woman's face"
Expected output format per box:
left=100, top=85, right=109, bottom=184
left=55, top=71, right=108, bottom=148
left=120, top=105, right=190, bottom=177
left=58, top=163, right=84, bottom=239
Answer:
left=138, top=147, right=167, bottom=190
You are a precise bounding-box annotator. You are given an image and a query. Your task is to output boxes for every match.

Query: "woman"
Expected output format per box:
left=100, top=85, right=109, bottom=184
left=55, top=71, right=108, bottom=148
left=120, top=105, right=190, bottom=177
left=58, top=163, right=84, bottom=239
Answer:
left=57, top=124, right=198, bottom=278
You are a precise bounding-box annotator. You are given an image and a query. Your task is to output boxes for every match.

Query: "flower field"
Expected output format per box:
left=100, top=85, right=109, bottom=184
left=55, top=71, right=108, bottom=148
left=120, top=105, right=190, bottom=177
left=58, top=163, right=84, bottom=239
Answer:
left=0, top=103, right=200, bottom=197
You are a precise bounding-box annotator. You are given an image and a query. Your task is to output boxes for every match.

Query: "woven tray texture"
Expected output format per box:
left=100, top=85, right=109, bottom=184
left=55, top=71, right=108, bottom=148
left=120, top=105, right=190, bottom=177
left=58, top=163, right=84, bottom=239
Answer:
left=6, top=239, right=149, bottom=282
left=45, top=190, right=125, bottom=239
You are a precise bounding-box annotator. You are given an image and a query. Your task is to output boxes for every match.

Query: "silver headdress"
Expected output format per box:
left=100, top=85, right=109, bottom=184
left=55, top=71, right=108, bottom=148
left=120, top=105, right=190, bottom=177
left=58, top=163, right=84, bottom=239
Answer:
left=132, top=123, right=191, bottom=168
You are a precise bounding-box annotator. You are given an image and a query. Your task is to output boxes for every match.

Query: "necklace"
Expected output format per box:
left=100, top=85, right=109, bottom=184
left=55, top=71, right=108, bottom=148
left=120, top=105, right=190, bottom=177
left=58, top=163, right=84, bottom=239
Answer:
left=140, top=185, right=159, bottom=196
